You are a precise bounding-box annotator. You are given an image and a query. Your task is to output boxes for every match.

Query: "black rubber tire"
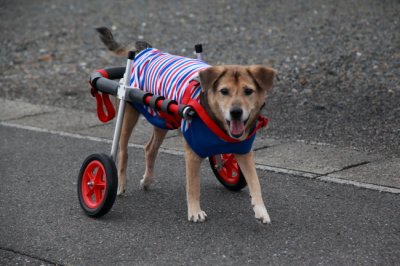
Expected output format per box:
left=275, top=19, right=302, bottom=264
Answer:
left=77, top=153, right=118, bottom=218
left=208, top=154, right=247, bottom=191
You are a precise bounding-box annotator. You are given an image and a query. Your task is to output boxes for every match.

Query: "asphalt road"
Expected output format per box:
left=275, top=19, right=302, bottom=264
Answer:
left=1, top=0, right=399, bottom=157
left=1, top=125, right=399, bottom=265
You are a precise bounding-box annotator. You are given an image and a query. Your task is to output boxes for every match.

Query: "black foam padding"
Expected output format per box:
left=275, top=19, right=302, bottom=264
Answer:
left=128, top=89, right=152, bottom=104
left=195, top=44, right=203, bottom=53
left=105, top=67, right=125, bottom=79
left=89, top=72, right=103, bottom=85
left=128, top=51, right=136, bottom=60
left=161, top=99, right=178, bottom=114
left=95, top=78, right=119, bottom=96
left=149, top=95, right=165, bottom=110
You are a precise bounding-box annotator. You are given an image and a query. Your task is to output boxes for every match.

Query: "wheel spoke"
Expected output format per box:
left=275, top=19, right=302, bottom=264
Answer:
left=95, top=166, right=104, bottom=182
left=94, top=189, right=103, bottom=203
left=86, top=189, right=94, bottom=199
left=224, top=154, right=235, bottom=165
left=95, top=181, right=106, bottom=190
left=86, top=170, right=96, bottom=182
left=231, top=163, right=239, bottom=172
left=225, top=164, right=233, bottom=178
left=224, top=154, right=239, bottom=173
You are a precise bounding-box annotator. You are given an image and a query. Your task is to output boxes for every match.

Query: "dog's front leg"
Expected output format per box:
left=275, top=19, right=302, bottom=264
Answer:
left=183, top=139, right=207, bottom=222
left=235, top=152, right=271, bottom=224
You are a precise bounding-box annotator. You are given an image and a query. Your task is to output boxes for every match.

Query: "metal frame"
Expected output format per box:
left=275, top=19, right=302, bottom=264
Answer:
left=109, top=56, right=133, bottom=161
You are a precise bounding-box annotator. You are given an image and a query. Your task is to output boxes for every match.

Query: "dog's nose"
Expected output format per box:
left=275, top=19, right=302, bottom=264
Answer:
left=230, top=107, right=243, bottom=120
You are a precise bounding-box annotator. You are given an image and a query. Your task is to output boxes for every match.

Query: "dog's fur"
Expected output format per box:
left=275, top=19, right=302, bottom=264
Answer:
left=96, top=27, right=276, bottom=223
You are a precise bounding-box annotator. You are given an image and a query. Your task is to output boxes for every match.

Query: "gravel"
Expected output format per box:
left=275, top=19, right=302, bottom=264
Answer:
left=0, top=0, right=399, bottom=157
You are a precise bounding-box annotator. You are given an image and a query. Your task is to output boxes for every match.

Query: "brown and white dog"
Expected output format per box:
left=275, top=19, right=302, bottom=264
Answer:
left=97, top=27, right=276, bottom=223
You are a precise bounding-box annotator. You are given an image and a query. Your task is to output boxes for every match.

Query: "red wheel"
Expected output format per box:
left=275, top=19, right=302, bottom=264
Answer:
left=208, top=154, right=247, bottom=191
left=78, top=153, right=118, bottom=217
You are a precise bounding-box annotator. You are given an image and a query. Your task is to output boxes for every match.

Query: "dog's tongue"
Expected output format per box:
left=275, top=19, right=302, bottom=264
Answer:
left=230, top=120, right=245, bottom=137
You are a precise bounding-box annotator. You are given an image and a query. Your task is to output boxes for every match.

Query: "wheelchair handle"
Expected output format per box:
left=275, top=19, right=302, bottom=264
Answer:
left=89, top=67, right=196, bottom=120
left=89, top=67, right=125, bottom=96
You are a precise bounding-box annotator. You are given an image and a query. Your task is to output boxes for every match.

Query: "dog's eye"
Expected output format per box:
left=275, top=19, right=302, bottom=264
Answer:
left=220, top=88, right=229, bottom=96
left=244, top=88, right=254, bottom=96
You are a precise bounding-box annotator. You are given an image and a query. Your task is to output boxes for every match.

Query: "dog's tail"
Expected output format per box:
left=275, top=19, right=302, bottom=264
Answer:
left=96, top=27, right=152, bottom=57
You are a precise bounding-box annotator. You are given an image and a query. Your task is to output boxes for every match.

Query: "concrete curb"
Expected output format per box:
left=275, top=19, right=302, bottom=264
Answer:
left=1, top=98, right=399, bottom=194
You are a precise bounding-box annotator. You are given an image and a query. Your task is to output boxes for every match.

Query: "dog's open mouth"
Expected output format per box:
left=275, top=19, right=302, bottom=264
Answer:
left=227, top=119, right=247, bottom=138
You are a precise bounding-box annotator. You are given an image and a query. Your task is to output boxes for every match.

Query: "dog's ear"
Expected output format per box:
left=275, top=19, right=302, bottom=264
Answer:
left=247, top=66, right=277, bottom=92
left=199, top=66, right=227, bottom=92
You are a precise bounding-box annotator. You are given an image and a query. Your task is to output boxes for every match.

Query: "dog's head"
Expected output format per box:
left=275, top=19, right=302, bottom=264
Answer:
left=199, top=65, right=276, bottom=140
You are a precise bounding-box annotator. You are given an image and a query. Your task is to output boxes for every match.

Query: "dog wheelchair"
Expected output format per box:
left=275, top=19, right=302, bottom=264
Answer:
left=78, top=45, right=265, bottom=217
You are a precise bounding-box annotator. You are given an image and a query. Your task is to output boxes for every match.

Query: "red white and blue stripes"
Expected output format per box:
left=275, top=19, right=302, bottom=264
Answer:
left=130, top=48, right=209, bottom=104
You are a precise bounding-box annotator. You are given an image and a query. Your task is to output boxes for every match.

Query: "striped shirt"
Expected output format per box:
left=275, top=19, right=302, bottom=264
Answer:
left=129, top=48, right=210, bottom=131
left=130, top=48, right=210, bottom=104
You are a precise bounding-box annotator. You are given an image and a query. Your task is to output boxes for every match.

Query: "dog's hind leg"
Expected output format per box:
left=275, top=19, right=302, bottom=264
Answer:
left=140, top=127, right=168, bottom=190
left=117, top=103, right=140, bottom=195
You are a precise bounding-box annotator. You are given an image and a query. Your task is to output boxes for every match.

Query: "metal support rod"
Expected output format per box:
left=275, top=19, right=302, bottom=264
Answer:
left=195, top=44, right=203, bottom=61
left=110, top=100, right=126, bottom=161
left=110, top=52, right=134, bottom=161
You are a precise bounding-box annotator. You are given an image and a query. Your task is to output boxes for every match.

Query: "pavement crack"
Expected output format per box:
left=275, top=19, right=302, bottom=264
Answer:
left=0, top=246, right=63, bottom=266
left=340, top=161, right=370, bottom=171
left=4, top=111, right=53, bottom=122
left=322, top=161, right=371, bottom=176
left=86, top=122, right=112, bottom=129
left=253, top=145, right=271, bottom=151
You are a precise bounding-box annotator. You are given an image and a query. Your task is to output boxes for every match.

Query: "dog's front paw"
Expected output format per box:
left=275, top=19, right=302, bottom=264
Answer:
left=188, top=209, right=207, bottom=223
left=253, top=205, right=271, bottom=224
